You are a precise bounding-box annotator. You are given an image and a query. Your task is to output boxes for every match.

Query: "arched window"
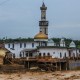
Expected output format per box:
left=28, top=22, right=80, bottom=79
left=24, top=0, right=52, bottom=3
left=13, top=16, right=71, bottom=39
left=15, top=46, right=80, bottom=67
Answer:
left=32, top=43, right=34, bottom=47
left=25, top=52, right=28, bottom=57
left=20, top=52, right=22, bottom=58
left=79, top=54, right=80, bottom=57
left=39, top=53, right=41, bottom=56
left=60, top=52, right=62, bottom=58
left=20, top=43, right=22, bottom=48
left=13, top=53, right=15, bottom=59
left=12, top=43, right=14, bottom=49
left=69, top=51, right=71, bottom=57
left=53, top=52, right=55, bottom=54
left=76, top=53, right=78, bottom=58
left=24, top=43, right=26, bottom=48
left=64, top=53, right=66, bottom=58
left=43, top=53, right=45, bottom=56
left=73, top=53, right=75, bottom=57
left=47, top=53, right=50, bottom=56
left=8, top=44, right=10, bottom=48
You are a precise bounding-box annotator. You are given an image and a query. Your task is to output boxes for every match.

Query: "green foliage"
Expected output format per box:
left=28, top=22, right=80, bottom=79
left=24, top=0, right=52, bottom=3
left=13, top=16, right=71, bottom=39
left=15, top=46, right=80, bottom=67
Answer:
left=0, top=37, right=80, bottom=48
left=51, top=37, right=80, bottom=48
left=0, top=37, right=34, bottom=43
left=64, top=38, right=72, bottom=47
left=74, top=40, right=80, bottom=48
left=52, top=38, right=60, bottom=43
left=52, top=37, right=72, bottom=47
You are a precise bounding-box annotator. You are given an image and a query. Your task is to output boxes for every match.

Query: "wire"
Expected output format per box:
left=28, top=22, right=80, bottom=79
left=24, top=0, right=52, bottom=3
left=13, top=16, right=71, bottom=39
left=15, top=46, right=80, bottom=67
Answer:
left=0, top=0, right=10, bottom=6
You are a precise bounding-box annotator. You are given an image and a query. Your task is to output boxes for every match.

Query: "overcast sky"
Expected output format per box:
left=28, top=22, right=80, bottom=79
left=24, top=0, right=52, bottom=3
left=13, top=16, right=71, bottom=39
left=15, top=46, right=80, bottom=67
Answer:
left=0, top=0, right=80, bottom=40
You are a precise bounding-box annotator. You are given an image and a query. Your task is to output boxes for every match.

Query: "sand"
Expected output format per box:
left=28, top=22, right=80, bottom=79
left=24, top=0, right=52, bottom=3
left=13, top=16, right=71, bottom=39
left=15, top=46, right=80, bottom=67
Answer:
left=0, top=71, right=80, bottom=80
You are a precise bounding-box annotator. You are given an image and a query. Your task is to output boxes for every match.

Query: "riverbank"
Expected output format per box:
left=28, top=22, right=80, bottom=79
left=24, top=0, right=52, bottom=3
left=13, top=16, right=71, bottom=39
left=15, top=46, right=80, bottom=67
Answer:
left=0, top=71, right=80, bottom=80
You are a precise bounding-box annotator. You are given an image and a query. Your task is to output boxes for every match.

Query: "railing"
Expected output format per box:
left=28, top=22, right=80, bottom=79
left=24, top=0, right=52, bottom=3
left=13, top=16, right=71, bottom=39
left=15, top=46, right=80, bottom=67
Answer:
left=20, top=57, right=37, bottom=61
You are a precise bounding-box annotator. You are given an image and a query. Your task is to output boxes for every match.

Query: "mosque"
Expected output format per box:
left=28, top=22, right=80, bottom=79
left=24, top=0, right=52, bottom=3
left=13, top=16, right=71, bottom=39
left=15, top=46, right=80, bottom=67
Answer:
left=4, top=2, right=80, bottom=59
left=4, top=2, right=80, bottom=70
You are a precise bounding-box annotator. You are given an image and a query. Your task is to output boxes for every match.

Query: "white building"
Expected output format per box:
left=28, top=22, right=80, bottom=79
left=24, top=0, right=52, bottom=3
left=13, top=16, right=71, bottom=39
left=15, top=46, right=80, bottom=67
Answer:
left=60, top=38, right=66, bottom=47
left=47, top=39, right=55, bottom=46
left=69, top=41, right=76, bottom=48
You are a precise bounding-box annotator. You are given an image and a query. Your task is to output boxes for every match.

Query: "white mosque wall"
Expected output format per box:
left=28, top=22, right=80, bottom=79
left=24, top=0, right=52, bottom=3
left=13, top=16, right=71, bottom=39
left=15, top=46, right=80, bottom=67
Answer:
left=47, top=43, right=54, bottom=46
left=39, top=48, right=80, bottom=59
left=69, top=45, right=76, bottom=48
left=38, top=48, right=69, bottom=59
left=70, top=49, right=80, bottom=57
left=60, top=43, right=66, bottom=47
left=60, top=39, right=66, bottom=47
left=5, top=42, right=38, bottom=58
left=5, top=42, right=80, bottom=58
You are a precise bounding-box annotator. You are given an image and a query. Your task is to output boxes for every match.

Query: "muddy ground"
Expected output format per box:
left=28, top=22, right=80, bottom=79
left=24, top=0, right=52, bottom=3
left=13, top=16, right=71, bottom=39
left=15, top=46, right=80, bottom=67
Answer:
left=0, top=71, right=80, bottom=80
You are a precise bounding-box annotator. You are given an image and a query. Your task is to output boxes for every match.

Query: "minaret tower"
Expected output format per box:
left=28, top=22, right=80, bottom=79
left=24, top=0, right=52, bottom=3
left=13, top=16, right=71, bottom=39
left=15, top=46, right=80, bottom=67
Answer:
left=34, top=2, right=48, bottom=46
left=39, top=2, right=49, bottom=35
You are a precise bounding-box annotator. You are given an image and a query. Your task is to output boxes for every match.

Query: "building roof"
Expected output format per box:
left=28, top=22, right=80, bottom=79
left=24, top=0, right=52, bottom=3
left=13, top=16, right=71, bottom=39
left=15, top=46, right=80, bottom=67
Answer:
left=70, top=41, right=75, bottom=45
left=40, top=2, right=47, bottom=10
left=34, top=32, right=48, bottom=39
left=37, top=46, right=80, bottom=50
left=48, top=39, right=54, bottom=43
left=20, top=48, right=37, bottom=52
left=69, top=41, right=76, bottom=48
left=37, top=46, right=68, bottom=49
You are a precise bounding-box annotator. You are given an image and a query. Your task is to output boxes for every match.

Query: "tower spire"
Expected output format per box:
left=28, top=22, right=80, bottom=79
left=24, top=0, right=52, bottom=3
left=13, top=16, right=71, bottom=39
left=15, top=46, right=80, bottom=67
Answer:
left=42, top=0, right=45, bottom=7
left=42, top=0, right=44, bottom=3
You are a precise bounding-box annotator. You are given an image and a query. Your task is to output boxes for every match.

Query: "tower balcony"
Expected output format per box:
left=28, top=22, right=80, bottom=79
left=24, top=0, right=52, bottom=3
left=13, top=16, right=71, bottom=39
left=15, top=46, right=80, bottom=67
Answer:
left=39, top=21, right=49, bottom=26
left=40, top=7, right=47, bottom=10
